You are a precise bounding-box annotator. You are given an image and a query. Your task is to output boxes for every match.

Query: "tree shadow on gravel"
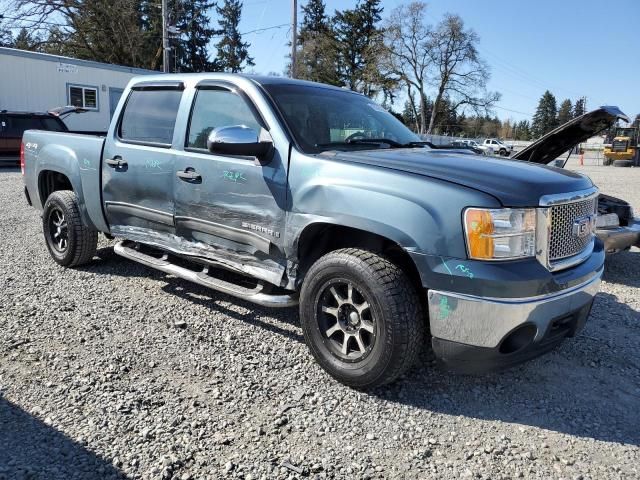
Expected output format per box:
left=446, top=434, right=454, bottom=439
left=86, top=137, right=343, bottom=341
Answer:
left=0, top=396, right=126, bottom=480
left=603, top=248, right=640, bottom=288
left=373, top=289, right=640, bottom=447
left=79, top=246, right=303, bottom=344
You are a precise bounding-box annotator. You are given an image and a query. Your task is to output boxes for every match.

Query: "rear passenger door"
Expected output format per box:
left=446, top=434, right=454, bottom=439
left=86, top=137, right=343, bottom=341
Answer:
left=102, top=82, right=184, bottom=237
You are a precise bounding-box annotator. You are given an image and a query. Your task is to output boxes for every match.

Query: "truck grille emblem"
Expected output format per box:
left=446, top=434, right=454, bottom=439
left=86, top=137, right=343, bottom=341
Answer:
left=572, top=215, right=596, bottom=239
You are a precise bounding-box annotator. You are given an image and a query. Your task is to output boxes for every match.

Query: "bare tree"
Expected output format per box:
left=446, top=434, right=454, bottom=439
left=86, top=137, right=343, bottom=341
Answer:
left=426, top=14, right=499, bottom=134
left=383, top=1, right=431, bottom=134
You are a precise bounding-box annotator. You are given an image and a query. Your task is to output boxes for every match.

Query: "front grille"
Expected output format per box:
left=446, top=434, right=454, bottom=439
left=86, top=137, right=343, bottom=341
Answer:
left=612, top=140, right=628, bottom=152
left=548, top=197, right=597, bottom=261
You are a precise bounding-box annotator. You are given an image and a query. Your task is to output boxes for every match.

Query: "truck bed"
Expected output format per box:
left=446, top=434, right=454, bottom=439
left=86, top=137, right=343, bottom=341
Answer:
left=22, top=129, right=108, bottom=231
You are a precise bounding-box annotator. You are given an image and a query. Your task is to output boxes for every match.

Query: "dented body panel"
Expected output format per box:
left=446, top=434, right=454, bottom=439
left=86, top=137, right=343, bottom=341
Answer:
left=23, top=73, right=607, bottom=372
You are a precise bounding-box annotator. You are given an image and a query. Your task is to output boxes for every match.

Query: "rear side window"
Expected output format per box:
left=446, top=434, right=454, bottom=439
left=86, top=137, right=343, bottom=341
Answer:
left=186, top=88, right=261, bottom=150
left=40, top=118, right=66, bottom=132
left=119, top=89, right=183, bottom=145
left=4, top=116, right=42, bottom=136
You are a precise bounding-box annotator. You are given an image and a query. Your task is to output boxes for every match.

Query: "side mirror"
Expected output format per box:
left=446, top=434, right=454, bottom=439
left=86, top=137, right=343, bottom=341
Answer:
left=207, top=125, right=273, bottom=159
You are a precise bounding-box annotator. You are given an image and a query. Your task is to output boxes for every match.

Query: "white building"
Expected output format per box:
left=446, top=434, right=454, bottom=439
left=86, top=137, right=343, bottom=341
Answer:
left=0, top=47, right=155, bottom=131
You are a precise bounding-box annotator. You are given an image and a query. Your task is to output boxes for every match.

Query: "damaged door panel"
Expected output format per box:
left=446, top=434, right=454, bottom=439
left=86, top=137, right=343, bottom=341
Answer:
left=170, top=82, right=290, bottom=286
left=102, top=84, right=184, bottom=234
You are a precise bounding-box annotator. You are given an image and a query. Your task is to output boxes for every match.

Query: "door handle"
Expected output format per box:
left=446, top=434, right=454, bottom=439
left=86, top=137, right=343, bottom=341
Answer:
left=176, top=169, right=202, bottom=182
left=105, top=156, right=127, bottom=168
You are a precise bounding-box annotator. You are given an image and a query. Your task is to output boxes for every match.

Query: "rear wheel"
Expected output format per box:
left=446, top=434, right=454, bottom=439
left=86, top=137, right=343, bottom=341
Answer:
left=299, top=248, right=424, bottom=388
left=43, top=190, right=97, bottom=267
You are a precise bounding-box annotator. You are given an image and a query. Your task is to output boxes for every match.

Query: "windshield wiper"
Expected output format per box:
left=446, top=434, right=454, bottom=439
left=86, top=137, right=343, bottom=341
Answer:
left=315, top=138, right=434, bottom=151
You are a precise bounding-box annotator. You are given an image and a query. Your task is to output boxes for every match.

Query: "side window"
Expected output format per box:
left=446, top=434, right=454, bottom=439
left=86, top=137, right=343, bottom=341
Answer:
left=68, top=85, right=99, bottom=110
left=119, top=89, right=183, bottom=145
left=186, top=88, right=261, bottom=150
left=40, top=117, right=66, bottom=132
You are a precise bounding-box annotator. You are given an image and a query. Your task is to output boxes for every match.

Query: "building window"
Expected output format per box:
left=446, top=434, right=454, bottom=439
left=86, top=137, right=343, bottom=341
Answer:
left=68, top=85, right=98, bottom=110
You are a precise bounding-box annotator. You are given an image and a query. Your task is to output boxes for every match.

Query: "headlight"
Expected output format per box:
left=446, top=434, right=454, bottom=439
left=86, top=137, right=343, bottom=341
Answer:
left=464, top=208, right=536, bottom=260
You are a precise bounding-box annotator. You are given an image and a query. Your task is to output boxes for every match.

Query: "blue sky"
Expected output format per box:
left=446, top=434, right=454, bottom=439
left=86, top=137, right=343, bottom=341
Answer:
left=238, top=0, right=640, bottom=121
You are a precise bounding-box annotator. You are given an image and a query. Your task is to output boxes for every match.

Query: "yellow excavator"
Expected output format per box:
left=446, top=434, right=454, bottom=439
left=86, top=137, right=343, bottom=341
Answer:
left=603, top=126, right=638, bottom=166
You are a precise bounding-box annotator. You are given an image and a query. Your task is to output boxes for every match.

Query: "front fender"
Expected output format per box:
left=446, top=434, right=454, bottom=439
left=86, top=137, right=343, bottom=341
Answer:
left=286, top=152, right=502, bottom=259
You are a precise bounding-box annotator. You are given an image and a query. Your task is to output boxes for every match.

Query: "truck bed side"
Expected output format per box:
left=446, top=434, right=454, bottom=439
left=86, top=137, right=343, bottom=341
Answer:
left=23, top=130, right=109, bottom=232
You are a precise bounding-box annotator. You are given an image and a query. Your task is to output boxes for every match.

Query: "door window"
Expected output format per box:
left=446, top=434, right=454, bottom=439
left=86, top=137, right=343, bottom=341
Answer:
left=186, top=88, right=261, bottom=150
left=119, top=89, right=183, bottom=146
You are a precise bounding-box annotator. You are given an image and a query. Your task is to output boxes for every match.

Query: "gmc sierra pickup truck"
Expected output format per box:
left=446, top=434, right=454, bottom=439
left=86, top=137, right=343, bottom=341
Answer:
left=23, top=74, right=608, bottom=388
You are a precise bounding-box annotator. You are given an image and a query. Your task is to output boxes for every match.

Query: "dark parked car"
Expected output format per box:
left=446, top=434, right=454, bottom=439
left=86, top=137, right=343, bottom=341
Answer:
left=0, top=109, right=75, bottom=166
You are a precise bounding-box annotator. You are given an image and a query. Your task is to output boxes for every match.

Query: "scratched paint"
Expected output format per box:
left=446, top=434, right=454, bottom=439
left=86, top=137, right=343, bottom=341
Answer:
left=144, top=158, right=161, bottom=169
left=455, top=264, right=474, bottom=279
left=222, top=170, right=248, bottom=183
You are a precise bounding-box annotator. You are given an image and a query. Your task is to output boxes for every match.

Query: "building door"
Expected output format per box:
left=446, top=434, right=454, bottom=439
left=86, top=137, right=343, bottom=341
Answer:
left=109, top=88, right=124, bottom=119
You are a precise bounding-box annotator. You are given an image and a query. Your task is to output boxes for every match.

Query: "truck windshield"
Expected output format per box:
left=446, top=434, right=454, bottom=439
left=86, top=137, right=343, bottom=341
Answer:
left=263, top=84, right=422, bottom=153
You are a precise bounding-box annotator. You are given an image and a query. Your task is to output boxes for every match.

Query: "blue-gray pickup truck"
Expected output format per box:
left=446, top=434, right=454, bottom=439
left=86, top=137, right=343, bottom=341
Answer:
left=21, top=74, right=636, bottom=388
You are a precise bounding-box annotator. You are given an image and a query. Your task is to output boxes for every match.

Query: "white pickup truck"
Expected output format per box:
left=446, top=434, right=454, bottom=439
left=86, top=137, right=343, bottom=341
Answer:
left=481, top=138, right=512, bottom=156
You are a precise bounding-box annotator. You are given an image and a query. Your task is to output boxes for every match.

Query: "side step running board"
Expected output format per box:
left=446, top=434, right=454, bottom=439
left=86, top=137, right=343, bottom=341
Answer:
left=114, top=241, right=298, bottom=308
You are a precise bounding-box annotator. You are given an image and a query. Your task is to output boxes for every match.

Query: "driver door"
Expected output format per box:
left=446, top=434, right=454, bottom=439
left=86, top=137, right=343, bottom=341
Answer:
left=172, top=83, right=289, bottom=284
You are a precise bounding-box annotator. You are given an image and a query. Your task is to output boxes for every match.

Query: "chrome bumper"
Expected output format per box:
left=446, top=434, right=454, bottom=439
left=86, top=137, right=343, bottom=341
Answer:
left=597, top=219, right=640, bottom=253
left=427, top=267, right=603, bottom=349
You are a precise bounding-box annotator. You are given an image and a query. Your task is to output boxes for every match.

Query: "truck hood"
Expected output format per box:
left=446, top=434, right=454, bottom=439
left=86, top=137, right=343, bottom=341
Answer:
left=513, top=106, right=629, bottom=164
left=321, top=148, right=593, bottom=207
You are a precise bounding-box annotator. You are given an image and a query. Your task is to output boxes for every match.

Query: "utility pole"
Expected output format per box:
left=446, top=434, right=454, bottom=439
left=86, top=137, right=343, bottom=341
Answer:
left=162, top=0, right=170, bottom=73
left=290, top=0, right=297, bottom=78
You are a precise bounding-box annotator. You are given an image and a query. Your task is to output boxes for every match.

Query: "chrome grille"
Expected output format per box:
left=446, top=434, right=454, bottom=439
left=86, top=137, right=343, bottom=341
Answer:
left=548, top=197, right=597, bottom=261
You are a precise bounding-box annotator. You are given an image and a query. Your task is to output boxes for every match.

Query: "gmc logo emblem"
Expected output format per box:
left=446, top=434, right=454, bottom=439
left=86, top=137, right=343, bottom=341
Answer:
left=572, top=215, right=596, bottom=238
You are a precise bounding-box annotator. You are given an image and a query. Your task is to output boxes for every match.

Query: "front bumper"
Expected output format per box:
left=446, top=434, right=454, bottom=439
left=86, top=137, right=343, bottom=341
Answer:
left=597, top=219, right=640, bottom=253
left=427, top=266, right=602, bottom=373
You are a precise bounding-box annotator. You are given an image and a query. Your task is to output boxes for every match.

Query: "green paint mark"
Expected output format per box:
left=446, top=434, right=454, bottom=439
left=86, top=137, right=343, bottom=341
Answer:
left=455, top=264, right=474, bottom=279
left=82, top=158, right=91, bottom=168
left=439, top=297, right=451, bottom=319
left=222, top=170, right=247, bottom=184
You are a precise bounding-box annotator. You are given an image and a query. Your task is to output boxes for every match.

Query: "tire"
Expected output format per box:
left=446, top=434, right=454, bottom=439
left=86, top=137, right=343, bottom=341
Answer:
left=613, top=160, right=633, bottom=167
left=499, top=149, right=508, bottom=156
left=299, top=248, right=424, bottom=388
left=42, top=190, right=98, bottom=267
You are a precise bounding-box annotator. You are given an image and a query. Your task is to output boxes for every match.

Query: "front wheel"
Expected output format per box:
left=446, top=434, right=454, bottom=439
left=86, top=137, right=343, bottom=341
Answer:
left=42, top=190, right=98, bottom=267
left=299, top=248, right=424, bottom=388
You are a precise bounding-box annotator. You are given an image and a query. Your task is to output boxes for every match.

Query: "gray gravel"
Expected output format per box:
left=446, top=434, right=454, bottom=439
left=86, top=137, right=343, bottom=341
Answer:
left=1, top=160, right=639, bottom=480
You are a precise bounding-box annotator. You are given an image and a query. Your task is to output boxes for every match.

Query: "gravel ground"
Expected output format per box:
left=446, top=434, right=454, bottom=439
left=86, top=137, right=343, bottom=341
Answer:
left=0, top=160, right=639, bottom=480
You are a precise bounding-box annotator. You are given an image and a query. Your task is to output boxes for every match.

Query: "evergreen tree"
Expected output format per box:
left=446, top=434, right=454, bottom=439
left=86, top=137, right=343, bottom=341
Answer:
left=214, top=0, right=254, bottom=73
left=333, top=0, right=386, bottom=96
left=531, top=90, right=558, bottom=138
left=573, top=97, right=586, bottom=118
left=557, top=99, right=572, bottom=125
left=515, top=120, right=531, bottom=140
left=299, top=0, right=330, bottom=42
left=11, top=27, right=41, bottom=50
left=174, top=0, right=218, bottom=72
left=293, top=0, right=340, bottom=84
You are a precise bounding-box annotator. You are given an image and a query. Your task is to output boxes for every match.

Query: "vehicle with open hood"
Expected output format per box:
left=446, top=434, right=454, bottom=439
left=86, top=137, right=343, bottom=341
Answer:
left=512, top=106, right=640, bottom=254
left=21, top=74, right=607, bottom=388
